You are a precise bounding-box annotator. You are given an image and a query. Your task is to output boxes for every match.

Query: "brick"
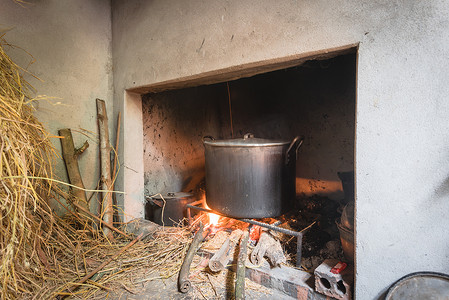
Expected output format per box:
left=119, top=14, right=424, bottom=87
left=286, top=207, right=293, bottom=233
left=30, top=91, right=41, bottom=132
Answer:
left=314, top=259, right=353, bottom=300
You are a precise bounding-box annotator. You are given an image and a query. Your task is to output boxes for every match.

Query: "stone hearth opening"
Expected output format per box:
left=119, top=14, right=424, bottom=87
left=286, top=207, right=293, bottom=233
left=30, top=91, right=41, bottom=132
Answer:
left=140, top=51, right=356, bottom=272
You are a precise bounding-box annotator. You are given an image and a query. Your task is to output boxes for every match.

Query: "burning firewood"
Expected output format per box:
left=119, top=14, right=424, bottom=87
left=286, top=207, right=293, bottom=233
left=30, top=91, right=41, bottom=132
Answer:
left=250, top=230, right=286, bottom=267
left=208, top=229, right=243, bottom=272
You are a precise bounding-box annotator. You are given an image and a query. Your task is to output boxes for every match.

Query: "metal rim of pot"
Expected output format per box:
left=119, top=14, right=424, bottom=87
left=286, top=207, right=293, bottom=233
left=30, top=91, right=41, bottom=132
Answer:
left=385, top=271, right=449, bottom=300
left=203, top=133, right=304, bottom=163
left=203, top=133, right=304, bottom=148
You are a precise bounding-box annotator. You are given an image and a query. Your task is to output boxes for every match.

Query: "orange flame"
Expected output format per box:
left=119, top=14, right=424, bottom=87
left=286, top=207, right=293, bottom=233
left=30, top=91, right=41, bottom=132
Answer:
left=204, top=202, right=220, bottom=226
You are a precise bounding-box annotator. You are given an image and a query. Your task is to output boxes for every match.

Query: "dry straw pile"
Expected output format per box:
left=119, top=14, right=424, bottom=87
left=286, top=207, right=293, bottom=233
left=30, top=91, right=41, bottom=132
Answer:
left=0, top=36, right=62, bottom=298
left=0, top=37, right=192, bottom=299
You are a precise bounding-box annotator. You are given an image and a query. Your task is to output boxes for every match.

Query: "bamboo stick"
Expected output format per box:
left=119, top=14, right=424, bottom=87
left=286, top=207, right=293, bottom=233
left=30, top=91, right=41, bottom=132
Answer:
left=112, top=111, right=121, bottom=181
left=96, top=99, right=113, bottom=239
left=112, top=111, right=121, bottom=223
left=235, top=230, right=249, bottom=300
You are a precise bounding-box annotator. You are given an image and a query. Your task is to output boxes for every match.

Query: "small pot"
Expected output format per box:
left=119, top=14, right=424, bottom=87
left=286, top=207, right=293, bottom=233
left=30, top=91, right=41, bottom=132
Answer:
left=149, top=192, right=194, bottom=226
left=336, top=219, right=354, bottom=264
left=203, top=133, right=304, bottom=218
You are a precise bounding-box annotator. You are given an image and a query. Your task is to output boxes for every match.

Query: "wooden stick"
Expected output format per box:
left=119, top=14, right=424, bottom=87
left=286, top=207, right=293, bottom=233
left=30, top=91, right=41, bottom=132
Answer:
left=178, top=223, right=205, bottom=293
left=96, top=99, right=114, bottom=239
left=209, top=238, right=231, bottom=272
left=58, top=233, right=143, bottom=297
left=71, top=202, right=131, bottom=239
left=112, top=111, right=121, bottom=223
left=209, top=229, right=243, bottom=272
left=250, top=231, right=286, bottom=267
left=58, top=128, right=90, bottom=216
left=112, top=111, right=121, bottom=181
left=235, top=230, right=249, bottom=300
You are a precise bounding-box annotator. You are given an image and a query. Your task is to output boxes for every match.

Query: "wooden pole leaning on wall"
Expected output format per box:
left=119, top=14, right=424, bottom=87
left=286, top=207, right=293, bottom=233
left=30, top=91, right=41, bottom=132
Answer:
left=58, top=128, right=90, bottom=220
left=112, top=111, right=121, bottom=223
left=96, top=98, right=114, bottom=239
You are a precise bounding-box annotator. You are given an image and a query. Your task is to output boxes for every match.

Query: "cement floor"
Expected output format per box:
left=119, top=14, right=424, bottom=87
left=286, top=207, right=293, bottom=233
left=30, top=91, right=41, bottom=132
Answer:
left=107, top=276, right=296, bottom=300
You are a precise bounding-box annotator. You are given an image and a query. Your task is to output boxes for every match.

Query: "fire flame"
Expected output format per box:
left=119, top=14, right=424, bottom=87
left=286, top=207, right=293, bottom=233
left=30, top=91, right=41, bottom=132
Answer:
left=204, top=203, right=220, bottom=226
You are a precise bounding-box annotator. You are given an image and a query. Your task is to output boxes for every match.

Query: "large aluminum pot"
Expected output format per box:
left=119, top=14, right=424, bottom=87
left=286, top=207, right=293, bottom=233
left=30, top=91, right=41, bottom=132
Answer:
left=203, top=133, right=304, bottom=218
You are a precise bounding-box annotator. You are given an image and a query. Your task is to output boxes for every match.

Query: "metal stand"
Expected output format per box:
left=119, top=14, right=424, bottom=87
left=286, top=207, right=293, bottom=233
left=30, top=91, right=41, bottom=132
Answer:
left=186, top=202, right=306, bottom=268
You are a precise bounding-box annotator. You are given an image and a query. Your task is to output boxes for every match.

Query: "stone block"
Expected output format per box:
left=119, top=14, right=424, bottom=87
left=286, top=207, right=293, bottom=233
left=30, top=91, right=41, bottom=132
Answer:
left=123, top=218, right=160, bottom=239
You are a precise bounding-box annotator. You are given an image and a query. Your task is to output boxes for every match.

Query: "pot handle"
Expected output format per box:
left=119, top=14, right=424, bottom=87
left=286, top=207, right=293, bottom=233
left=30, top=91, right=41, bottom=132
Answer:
left=243, top=133, right=255, bottom=139
left=202, top=136, right=216, bottom=142
left=285, top=136, right=305, bottom=164
left=148, top=198, right=164, bottom=208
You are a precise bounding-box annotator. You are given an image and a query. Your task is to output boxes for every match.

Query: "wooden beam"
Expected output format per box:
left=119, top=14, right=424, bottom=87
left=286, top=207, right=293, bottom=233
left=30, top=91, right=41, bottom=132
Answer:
left=58, top=128, right=90, bottom=218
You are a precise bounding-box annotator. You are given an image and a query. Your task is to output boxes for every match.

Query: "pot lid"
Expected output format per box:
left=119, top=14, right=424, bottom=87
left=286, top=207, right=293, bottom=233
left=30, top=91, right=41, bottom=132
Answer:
left=151, top=192, right=193, bottom=200
left=203, top=133, right=290, bottom=147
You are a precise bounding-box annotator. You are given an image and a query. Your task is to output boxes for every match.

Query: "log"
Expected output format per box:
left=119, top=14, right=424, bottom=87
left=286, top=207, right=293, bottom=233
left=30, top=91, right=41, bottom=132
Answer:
left=265, top=239, right=287, bottom=267
left=250, top=231, right=286, bottom=267
left=58, top=128, right=90, bottom=218
left=209, top=229, right=243, bottom=272
left=235, top=230, right=249, bottom=300
left=178, top=223, right=205, bottom=293
left=96, top=99, right=114, bottom=239
left=209, top=238, right=230, bottom=272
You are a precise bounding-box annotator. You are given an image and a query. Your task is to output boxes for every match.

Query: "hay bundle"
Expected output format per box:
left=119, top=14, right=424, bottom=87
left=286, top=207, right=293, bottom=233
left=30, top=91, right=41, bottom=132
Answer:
left=0, top=37, right=63, bottom=298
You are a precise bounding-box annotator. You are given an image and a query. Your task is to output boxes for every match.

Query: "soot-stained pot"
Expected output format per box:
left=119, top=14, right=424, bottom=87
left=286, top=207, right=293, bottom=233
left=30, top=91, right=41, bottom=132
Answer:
left=203, top=133, right=304, bottom=218
left=149, top=192, right=194, bottom=226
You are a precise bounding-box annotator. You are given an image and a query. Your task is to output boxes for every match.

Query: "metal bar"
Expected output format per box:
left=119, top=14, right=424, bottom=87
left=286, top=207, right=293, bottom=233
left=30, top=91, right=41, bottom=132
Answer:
left=189, top=199, right=205, bottom=207
left=187, top=206, right=192, bottom=225
left=186, top=203, right=305, bottom=265
left=186, top=199, right=204, bottom=226
left=296, top=234, right=303, bottom=268
left=241, top=218, right=302, bottom=237
left=186, top=204, right=302, bottom=236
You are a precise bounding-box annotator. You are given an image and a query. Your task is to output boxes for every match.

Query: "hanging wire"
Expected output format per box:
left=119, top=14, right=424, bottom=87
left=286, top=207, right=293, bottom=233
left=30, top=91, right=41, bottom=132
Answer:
left=226, top=82, right=234, bottom=138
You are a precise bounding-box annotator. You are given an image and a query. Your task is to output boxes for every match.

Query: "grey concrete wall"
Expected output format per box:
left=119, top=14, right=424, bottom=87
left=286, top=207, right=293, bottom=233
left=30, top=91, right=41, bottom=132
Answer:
left=1, top=0, right=113, bottom=215
left=112, top=1, right=449, bottom=298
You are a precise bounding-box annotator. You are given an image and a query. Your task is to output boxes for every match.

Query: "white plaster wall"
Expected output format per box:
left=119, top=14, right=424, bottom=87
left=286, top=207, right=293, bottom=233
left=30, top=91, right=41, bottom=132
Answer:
left=0, top=0, right=113, bottom=215
left=112, top=1, right=449, bottom=298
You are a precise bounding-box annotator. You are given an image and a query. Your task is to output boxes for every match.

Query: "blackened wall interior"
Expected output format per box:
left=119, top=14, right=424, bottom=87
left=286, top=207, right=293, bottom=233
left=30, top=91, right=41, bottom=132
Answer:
left=142, top=53, right=355, bottom=201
